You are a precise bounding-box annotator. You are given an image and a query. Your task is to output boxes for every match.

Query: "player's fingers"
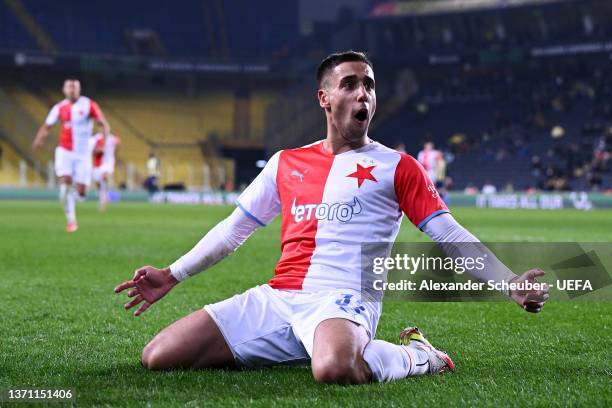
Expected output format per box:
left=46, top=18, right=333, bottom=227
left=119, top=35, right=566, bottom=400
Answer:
left=127, top=289, right=139, bottom=298
left=525, top=306, right=542, bottom=313
left=537, top=288, right=550, bottom=300
left=124, top=295, right=144, bottom=310
left=134, top=302, right=151, bottom=317
left=526, top=268, right=546, bottom=279
left=524, top=301, right=544, bottom=312
left=527, top=289, right=549, bottom=302
left=132, top=267, right=148, bottom=280
left=114, top=280, right=135, bottom=293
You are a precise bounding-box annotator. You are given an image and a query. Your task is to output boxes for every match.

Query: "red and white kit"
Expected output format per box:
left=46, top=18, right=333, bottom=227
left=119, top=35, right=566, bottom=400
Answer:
left=239, top=140, right=448, bottom=292
left=203, top=141, right=449, bottom=366
left=45, top=96, right=102, bottom=185
left=90, top=133, right=120, bottom=182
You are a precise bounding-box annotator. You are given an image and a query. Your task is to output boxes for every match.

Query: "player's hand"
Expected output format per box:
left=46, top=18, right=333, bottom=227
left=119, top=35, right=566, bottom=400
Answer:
left=509, top=269, right=550, bottom=313
left=32, top=138, right=44, bottom=149
left=114, top=266, right=178, bottom=316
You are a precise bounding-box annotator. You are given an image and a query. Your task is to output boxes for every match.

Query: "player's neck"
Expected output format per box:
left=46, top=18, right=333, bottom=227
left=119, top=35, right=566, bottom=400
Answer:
left=323, top=131, right=371, bottom=155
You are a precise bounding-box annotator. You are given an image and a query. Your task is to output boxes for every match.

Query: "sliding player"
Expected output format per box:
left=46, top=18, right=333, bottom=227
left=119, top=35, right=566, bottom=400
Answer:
left=115, top=52, right=548, bottom=383
left=33, top=79, right=110, bottom=232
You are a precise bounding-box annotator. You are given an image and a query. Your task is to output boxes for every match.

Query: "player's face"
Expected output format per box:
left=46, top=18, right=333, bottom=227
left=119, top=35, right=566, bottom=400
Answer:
left=319, top=61, right=376, bottom=141
left=63, top=80, right=81, bottom=101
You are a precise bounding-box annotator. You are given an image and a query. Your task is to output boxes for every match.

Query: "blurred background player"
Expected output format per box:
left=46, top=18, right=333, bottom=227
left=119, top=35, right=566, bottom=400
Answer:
left=144, top=151, right=160, bottom=195
left=90, top=132, right=120, bottom=211
left=32, top=79, right=110, bottom=232
left=417, top=142, right=443, bottom=183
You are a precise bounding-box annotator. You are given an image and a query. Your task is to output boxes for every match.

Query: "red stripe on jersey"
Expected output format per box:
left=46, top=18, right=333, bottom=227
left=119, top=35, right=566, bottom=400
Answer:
left=93, top=152, right=103, bottom=167
left=58, top=102, right=73, bottom=151
left=269, top=142, right=334, bottom=290
left=394, top=153, right=448, bottom=227
left=89, top=100, right=101, bottom=120
left=93, top=137, right=105, bottom=167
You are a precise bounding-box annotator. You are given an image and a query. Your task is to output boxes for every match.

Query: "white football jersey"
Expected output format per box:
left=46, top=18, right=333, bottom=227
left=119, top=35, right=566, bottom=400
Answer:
left=236, top=140, right=448, bottom=293
left=45, top=96, right=102, bottom=157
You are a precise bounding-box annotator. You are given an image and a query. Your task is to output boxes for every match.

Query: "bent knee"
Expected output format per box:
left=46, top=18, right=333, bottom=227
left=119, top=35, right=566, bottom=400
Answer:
left=312, top=355, right=368, bottom=384
left=141, top=340, right=172, bottom=370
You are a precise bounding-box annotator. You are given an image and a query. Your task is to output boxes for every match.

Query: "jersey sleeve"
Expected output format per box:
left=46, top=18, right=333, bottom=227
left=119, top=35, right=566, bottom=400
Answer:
left=394, top=153, right=449, bottom=230
left=235, top=151, right=281, bottom=226
left=89, top=100, right=102, bottom=120
left=45, top=104, right=60, bottom=126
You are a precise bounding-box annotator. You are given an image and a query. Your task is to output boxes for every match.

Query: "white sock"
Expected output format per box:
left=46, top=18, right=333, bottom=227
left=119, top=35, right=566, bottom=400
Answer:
left=363, top=340, right=429, bottom=382
left=65, top=189, right=77, bottom=224
left=99, top=180, right=108, bottom=207
left=59, top=183, right=68, bottom=204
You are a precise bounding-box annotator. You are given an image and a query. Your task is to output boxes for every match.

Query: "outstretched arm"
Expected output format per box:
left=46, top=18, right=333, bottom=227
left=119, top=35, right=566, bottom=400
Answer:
left=33, top=123, right=52, bottom=149
left=168, top=206, right=260, bottom=280
left=114, top=207, right=260, bottom=315
left=422, top=213, right=549, bottom=313
left=34, top=104, right=60, bottom=149
left=115, top=151, right=282, bottom=316
left=95, top=113, right=111, bottom=138
left=90, top=101, right=110, bottom=137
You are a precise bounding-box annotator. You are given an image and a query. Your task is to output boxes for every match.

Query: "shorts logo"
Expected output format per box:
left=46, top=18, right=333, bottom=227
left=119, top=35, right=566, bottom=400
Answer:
left=291, top=196, right=363, bottom=223
left=335, top=294, right=365, bottom=317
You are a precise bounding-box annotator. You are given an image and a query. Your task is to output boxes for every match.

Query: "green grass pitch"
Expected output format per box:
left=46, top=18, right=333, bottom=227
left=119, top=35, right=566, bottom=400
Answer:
left=0, top=201, right=610, bottom=407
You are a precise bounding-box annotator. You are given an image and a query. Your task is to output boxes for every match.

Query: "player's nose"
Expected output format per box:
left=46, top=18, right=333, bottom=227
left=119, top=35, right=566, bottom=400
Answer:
left=356, top=84, right=368, bottom=102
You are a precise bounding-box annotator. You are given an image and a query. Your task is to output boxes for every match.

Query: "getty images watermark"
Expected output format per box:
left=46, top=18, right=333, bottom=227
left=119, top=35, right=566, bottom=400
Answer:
left=360, top=243, right=612, bottom=302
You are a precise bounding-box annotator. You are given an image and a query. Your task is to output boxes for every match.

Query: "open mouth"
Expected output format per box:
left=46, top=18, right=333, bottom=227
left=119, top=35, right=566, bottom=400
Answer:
left=354, top=108, right=368, bottom=122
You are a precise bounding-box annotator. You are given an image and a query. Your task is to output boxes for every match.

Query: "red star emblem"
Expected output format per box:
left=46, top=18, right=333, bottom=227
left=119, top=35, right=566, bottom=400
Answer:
left=347, top=164, right=377, bottom=187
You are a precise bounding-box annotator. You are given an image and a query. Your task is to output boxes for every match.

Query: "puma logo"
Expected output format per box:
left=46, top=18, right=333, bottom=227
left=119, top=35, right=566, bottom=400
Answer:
left=291, top=169, right=306, bottom=182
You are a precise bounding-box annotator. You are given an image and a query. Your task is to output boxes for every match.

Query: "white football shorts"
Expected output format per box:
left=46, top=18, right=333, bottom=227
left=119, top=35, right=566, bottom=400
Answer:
left=204, top=284, right=381, bottom=368
left=92, top=163, right=114, bottom=183
left=54, top=147, right=92, bottom=186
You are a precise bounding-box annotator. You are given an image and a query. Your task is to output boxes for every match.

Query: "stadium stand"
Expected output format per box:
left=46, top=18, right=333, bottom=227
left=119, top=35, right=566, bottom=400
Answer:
left=1, top=0, right=610, bottom=193
left=0, top=0, right=39, bottom=51
left=0, top=139, right=44, bottom=186
left=14, top=0, right=299, bottom=60
left=3, top=0, right=57, bottom=53
left=371, top=63, right=612, bottom=191
left=100, top=91, right=234, bottom=144
left=0, top=84, right=51, bottom=181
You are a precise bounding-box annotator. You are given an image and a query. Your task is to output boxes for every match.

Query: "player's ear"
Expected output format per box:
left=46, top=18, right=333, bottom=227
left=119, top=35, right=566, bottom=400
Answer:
left=318, top=89, right=330, bottom=110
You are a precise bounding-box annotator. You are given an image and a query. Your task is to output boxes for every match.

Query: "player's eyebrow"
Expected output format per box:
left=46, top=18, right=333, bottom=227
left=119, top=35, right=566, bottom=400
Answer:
left=339, top=74, right=357, bottom=86
left=339, top=74, right=375, bottom=88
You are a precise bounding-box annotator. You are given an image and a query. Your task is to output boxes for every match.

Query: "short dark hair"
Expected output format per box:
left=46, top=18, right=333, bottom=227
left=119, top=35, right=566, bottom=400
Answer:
left=316, top=50, right=373, bottom=88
